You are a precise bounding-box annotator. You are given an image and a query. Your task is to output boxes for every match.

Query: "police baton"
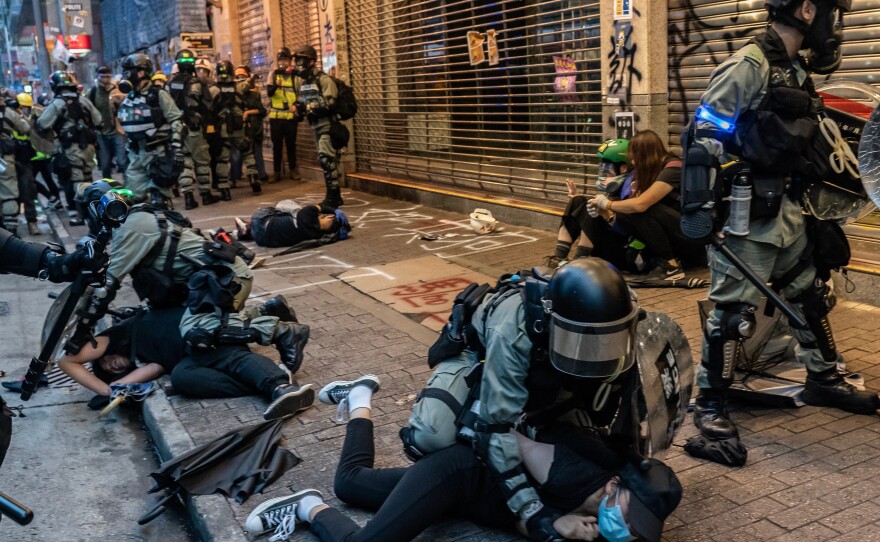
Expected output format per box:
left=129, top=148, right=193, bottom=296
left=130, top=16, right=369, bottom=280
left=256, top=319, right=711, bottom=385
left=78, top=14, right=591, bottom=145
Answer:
left=709, top=233, right=807, bottom=329
left=20, top=193, right=130, bottom=401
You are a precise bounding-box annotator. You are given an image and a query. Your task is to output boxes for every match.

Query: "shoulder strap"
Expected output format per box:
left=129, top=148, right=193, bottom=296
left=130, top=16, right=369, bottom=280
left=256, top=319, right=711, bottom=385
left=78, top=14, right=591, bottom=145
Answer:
left=138, top=210, right=170, bottom=270
left=417, top=388, right=464, bottom=416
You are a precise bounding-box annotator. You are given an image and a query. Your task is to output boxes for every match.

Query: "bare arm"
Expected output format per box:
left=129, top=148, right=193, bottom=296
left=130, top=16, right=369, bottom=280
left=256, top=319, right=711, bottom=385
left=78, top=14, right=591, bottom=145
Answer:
left=113, top=363, right=166, bottom=385
left=57, top=336, right=112, bottom=396
left=591, top=181, right=673, bottom=214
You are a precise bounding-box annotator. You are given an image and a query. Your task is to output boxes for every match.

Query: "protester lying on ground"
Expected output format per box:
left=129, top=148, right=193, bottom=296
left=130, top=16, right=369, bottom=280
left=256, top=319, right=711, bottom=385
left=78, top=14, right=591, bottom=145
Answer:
left=551, top=131, right=705, bottom=279
left=234, top=199, right=351, bottom=248
left=57, top=304, right=316, bottom=420
left=245, top=375, right=682, bottom=542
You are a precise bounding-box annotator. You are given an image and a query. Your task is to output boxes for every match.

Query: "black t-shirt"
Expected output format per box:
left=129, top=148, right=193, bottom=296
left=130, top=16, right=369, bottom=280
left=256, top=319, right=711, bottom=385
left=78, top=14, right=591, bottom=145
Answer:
left=656, top=155, right=682, bottom=209
left=99, top=307, right=186, bottom=373
left=252, top=205, right=323, bottom=247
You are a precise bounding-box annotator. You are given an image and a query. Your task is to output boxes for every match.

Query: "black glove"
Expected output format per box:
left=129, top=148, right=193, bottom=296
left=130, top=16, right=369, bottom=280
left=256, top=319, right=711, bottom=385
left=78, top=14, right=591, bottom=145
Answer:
left=65, top=322, right=97, bottom=355
left=524, top=504, right=564, bottom=542
left=43, top=241, right=109, bottom=283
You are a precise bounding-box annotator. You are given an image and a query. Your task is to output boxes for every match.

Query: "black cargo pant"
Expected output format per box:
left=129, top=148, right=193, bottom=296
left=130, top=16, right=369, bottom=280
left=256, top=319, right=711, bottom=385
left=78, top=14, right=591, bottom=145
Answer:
left=269, top=117, right=297, bottom=175
left=170, top=345, right=288, bottom=399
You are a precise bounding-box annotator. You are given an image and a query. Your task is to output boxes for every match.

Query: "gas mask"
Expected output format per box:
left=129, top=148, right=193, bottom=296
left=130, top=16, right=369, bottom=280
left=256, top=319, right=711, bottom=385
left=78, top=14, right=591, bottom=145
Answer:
left=803, top=4, right=845, bottom=74
left=294, top=56, right=312, bottom=78
left=235, top=79, right=252, bottom=94
left=276, top=59, right=291, bottom=73
left=120, top=69, right=143, bottom=94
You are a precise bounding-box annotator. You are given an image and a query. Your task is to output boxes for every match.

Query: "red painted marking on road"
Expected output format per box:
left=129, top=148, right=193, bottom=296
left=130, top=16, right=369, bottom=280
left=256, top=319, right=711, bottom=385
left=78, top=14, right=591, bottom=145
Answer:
left=390, top=277, right=473, bottom=309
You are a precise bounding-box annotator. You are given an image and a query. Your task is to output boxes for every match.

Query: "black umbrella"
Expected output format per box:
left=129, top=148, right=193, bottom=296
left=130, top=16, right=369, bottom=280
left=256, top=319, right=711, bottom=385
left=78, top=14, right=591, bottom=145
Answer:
left=140, top=418, right=300, bottom=525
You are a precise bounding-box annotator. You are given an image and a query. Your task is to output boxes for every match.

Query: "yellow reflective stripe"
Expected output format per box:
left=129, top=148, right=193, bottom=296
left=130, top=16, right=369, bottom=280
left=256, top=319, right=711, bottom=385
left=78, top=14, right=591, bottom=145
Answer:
left=268, top=110, right=295, bottom=119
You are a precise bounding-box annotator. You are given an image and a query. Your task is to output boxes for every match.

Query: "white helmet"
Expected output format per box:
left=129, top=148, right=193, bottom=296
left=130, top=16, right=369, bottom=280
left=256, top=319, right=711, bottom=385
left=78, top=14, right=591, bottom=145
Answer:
left=469, top=208, right=497, bottom=235
left=194, top=57, right=213, bottom=72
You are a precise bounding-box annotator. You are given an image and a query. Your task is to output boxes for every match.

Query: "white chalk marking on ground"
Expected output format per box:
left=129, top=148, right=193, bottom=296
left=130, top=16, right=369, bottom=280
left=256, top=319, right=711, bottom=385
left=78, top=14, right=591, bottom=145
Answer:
left=248, top=279, right=340, bottom=299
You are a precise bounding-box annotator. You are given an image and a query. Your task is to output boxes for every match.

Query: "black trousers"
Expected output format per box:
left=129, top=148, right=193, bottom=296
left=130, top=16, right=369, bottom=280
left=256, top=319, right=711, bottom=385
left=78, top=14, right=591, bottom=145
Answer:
left=170, top=345, right=288, bottom=399
left=269, top=118, right=298, bottom=174
left=562, top=196, right=704, bottom=268
left=311, top=418, right=515, bottom=542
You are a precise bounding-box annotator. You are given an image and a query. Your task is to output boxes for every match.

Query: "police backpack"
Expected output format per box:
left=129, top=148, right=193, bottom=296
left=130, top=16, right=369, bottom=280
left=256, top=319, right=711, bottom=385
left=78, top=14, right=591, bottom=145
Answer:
left=328, top=76, right=357, bottom=121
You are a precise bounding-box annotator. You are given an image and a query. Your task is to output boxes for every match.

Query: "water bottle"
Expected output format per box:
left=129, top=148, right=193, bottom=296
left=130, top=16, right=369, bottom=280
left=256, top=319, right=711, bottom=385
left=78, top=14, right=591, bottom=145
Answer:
left=725, top=172, right=752, bottom=236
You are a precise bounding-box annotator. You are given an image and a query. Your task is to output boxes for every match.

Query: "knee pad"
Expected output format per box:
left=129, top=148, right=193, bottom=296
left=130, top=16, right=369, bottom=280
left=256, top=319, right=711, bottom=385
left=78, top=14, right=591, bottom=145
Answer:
left=684, top=434, right=747, bottom=466
left=792, top=278, right=837, bottom=362
left=318, top=153, right=336, bottom=173
left=706, top=303, right=756, bottom=388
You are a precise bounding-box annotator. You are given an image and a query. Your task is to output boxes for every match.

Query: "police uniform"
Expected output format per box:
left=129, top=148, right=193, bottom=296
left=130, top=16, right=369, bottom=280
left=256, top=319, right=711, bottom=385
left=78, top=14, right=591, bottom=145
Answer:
left=232, top=81, right=265, bottom=190
left=10, top=112, right=38, bottom=230
left=295, top=69, right=343, bottom=206
left=1, top=106, right=32, bottom=231
left=35, top=91, right=101, bottom=209
left=266, top=69, right=298, bottom=179
left=118, top=81, right=185, bottom=203
left=168, top=70, right=216, bottom=202
left=99, top=207, right=280, bottom=344
left=211, top=80, right=240, bottom=194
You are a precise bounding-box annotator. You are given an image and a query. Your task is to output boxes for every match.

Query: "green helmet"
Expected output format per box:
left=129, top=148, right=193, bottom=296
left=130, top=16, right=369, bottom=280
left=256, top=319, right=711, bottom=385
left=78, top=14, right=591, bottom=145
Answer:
left=596, top=139, right=629, bottom=164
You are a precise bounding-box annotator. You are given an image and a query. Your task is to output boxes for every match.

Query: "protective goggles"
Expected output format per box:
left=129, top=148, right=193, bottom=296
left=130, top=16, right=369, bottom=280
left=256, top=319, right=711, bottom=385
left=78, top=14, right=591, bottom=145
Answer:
left=548, top=300, right=640, bottom=378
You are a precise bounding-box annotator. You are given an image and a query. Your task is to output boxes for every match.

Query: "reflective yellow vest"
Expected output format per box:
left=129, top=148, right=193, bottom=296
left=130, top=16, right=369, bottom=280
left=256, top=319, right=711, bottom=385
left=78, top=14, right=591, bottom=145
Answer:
left=269, top=73, right=296, bottom=120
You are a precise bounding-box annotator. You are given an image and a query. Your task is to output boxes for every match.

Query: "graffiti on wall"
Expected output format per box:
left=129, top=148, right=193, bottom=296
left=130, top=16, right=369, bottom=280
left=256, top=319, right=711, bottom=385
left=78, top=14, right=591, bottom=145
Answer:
left=606, top=6, right=642, bottom=109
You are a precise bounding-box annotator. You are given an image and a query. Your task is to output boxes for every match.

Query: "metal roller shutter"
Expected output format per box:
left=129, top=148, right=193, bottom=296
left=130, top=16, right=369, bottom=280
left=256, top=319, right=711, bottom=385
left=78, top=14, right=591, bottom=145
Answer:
left=279, top=0, right=322, bottom=167
left=346, top=0, right=603, bottom=205
left=238, top=0, right=271, bottom=82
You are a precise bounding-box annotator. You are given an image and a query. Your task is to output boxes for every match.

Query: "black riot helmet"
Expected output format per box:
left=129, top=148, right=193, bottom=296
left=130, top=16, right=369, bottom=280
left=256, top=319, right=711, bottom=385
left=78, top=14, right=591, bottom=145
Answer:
left=121, top=53, right=154, bottom=90
left=543, top=258, right=640, bottom=378
left=216, top=60, right=235, bottom=83
left=765, top=0, right=850, bottom=74
left=49, top=70, right=77, bottom=93
left=76, top=179, right=126, bottom=235
left=176, top=49, right=197, bottom=74
left=277, top=47, right=292, bottom=61
left=293, top=45, right=318, bottom=77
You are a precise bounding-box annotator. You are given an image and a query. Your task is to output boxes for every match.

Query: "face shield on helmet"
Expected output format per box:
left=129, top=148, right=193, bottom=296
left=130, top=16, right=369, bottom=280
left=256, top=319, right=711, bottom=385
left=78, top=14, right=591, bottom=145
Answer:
left=544, top=259, right=641, bottom=379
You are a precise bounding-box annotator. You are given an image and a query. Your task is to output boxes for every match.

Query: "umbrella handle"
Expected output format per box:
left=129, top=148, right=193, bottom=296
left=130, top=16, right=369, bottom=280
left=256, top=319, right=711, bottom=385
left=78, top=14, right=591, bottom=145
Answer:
left=138, top=490, right=177, bottom=525
left=100, top=395, right=125, bottom=416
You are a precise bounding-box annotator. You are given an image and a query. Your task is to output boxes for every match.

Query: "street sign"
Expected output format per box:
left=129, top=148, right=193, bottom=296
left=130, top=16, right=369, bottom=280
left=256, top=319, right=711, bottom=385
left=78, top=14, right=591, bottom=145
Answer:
left=180, top=33, right=214, bottom=51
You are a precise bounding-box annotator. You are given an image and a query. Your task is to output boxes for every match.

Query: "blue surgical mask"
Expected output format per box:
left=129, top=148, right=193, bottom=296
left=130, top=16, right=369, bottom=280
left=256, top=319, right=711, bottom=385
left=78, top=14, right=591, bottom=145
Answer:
left=598, top=488, right=636, bottom=542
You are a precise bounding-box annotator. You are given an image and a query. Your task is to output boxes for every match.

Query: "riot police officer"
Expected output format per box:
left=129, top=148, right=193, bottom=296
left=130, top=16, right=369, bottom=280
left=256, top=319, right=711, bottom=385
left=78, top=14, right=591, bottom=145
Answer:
left=5, top=95, right=39, bottom=235
left=65, top=182, right=311, bottom=374
left=293, top=45, right=343, bottom=208
left=36, top=71, right=101, bottom=227
left=117, top=54, right=186, bottom=209
left=234, top=65, right=266, bottom=194
left=168, top=49, right=220, bottom=210
left=680, top=0, right=879, bottom=466
left=0, top=226, right=104, bottom=282
left=211, top=60, right=241, bottom=200
left=266, top=47, right=299, bottom=182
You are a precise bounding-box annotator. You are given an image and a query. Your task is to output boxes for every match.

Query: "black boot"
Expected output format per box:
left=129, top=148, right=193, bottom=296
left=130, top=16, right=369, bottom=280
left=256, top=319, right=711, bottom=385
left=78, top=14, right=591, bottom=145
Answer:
left=320, top=188, right=344, bottom=209
left=249, top=174, right=262, bottom=194
left=259, top=295, right=298, bottom=323
left=184, top=192, right=199, bottom=210
left=273, top=322, right=310, bottom=374
left=201, top=190, right=220, bottom=206
left=219, top=188, right=232, bottom=201
left=693, top=389, right=738, bottom=440
left=803, top=369, right=880, bottom=415
left=263, top=383, right=316, bottom=420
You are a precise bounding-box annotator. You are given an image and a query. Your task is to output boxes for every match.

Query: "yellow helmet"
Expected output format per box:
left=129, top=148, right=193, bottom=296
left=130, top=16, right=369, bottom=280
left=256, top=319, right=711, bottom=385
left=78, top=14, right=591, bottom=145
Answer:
left=16, top=93, right=33, bottom=107
left=151, top=72, right=167, bottom=83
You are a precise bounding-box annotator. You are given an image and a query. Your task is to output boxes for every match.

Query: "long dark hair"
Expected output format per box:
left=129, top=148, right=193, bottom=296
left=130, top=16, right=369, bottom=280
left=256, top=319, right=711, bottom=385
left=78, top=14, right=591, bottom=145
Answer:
left=630, top=130, right=669, bottom=195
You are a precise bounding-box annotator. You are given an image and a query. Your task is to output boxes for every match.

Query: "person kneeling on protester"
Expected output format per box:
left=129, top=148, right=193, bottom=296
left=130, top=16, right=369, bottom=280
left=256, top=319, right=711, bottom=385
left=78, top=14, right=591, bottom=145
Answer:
left=245, top=375, right=682, bottom=542
left=233, top=199, right=351, bottom=248
left=56, top=305, right=315, bottom=420
left=552, top=132, right=704, bottom=279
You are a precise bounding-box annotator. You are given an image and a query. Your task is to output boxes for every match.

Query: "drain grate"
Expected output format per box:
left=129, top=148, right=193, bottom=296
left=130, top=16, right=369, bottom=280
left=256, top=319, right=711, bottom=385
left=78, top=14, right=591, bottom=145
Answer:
left=0, top=301, right=8, bottom=316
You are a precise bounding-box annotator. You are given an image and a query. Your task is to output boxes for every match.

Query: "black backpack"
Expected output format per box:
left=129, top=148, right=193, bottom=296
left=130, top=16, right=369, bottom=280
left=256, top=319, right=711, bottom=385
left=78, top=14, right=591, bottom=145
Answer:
left=328, top=76, right=357, bottom=121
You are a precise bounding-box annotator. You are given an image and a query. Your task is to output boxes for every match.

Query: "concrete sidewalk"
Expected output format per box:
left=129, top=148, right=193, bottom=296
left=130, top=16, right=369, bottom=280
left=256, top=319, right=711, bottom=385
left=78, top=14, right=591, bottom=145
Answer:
left=57, top=180, right=880, bottom=541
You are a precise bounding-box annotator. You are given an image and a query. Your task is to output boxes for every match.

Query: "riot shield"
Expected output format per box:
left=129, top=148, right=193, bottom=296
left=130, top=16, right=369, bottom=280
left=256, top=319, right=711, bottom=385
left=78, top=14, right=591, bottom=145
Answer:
left=859, top=103, right=880, bottom=209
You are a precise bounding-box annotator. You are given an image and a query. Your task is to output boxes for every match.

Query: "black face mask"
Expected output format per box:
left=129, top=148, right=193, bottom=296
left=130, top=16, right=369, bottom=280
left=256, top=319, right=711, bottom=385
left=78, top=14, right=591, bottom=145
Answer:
left=804, top=5, right=844, bottom=74
left=294, top=57, right=312, bottom=77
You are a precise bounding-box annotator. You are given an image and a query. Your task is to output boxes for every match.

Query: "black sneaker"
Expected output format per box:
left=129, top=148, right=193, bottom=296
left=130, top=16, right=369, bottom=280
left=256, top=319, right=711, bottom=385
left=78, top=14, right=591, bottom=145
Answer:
left=260, top=295, right=298, bottom=323
left=263, top=384, right=316, bottom=420
left=318, top=375, right=381, bottom=405
left=245, top=489, right=323, bottom=539
left=644, top=260, right=685, bottom=281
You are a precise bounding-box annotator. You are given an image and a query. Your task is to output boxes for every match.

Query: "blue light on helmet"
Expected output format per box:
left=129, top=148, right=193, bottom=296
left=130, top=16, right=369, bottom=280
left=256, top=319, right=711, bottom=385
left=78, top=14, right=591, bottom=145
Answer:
left=695, top=105, right=735, bottom=133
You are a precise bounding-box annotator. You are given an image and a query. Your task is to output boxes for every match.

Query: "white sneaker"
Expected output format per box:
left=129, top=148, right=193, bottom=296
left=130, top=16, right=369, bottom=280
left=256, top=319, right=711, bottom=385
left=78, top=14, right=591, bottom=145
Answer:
left=245, top=489, right=323, bottom=541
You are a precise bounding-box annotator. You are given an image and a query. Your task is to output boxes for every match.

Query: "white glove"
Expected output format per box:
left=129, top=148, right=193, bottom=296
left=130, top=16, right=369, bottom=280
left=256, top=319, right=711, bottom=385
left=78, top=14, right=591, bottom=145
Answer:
left=592, top=193, right=611, bottom=210
left=587, top=204, right=600, bottom=218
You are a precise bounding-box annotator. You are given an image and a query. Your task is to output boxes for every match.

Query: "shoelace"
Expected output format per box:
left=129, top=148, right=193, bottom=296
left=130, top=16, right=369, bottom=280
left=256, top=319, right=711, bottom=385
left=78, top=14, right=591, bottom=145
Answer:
left=262, top=503, right=296, bottom=529
left=268, top=511, right=298, bottom=542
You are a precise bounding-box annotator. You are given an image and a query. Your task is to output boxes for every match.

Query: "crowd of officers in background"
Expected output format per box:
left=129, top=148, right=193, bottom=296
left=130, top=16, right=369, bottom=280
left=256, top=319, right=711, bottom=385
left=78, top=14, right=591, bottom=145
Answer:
left=0, top=45, right=340, bottom=235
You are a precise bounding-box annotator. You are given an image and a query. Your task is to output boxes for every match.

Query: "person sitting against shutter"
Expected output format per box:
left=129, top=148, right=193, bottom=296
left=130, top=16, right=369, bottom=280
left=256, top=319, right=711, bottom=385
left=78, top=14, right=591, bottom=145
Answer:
left=56, top=306, right=317, bottom=421
left=244, top=375, right=682, bottom=542
left=557, top=130, right=704, bottom=279
left=232, top=199, right=351, bottom=248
